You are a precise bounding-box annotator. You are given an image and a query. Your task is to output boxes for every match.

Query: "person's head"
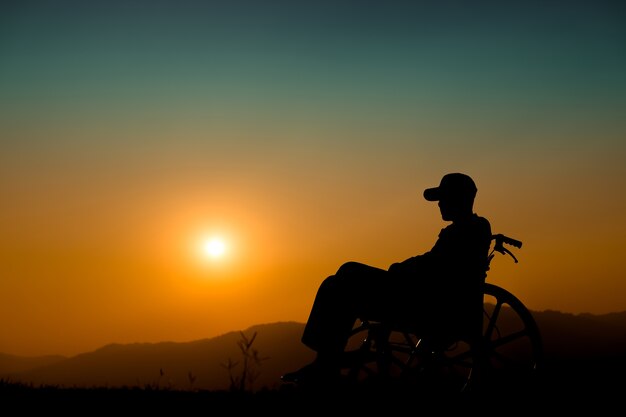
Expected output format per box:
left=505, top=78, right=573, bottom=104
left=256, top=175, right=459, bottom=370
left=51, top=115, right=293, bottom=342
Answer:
left=423, top=173, right=477, bottom=221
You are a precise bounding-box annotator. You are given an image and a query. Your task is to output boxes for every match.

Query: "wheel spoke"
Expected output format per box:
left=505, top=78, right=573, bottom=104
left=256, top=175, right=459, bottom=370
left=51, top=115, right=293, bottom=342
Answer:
left=489, top=328, right=529, bottom=348
left=484, top=301, right=502, bottom=339
left=342, top=284, right=542, bottom=392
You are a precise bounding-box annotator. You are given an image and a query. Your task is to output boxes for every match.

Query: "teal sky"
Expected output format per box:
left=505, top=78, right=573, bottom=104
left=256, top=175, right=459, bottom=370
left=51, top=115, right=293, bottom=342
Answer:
left=1, top=1, right=626, bottom=355
left=2, top=1, right=625, bottom=140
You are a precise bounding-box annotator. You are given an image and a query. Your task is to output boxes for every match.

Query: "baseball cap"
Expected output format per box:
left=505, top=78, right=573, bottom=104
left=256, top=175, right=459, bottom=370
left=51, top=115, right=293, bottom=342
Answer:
left=423, top=173, right=477, bottom=201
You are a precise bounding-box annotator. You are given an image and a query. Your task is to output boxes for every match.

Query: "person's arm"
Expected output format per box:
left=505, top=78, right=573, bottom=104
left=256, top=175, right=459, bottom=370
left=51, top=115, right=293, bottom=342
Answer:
left=388, top=228, right=445, bottom=274
left=388, top=250, right=436, bottom=274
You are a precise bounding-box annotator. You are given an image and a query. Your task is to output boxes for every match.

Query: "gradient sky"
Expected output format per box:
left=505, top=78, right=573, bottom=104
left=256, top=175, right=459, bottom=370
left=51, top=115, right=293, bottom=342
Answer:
left=1, top=0, right=625, bottom=356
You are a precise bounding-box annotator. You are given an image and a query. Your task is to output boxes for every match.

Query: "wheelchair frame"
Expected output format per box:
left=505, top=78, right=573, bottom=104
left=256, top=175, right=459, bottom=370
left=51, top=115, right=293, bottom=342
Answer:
left=340, top=234, right=543, bottom=394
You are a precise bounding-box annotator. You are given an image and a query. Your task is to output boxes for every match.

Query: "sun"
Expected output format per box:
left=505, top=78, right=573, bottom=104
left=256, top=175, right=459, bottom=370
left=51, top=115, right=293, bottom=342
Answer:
left=192, top=229, right=238, bottom=268
left=203, top=237, right=227, bottom=259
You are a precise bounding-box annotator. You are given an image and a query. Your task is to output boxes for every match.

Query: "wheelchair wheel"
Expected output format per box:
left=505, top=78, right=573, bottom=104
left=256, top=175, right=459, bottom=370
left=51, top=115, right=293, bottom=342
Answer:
left=469, top=283, right=543, bottom=392
left=341, top=321, right=416, bottom=386
left=428, top=283, right=543, bottom=393
left=340, top=283, right=543, bottom=394
left=341, top=320, right=474, bottom=393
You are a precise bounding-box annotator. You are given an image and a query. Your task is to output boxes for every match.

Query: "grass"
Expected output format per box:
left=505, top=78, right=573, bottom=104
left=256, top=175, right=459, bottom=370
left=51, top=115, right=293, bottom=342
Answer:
left=2, top=375, right=621, bottom=414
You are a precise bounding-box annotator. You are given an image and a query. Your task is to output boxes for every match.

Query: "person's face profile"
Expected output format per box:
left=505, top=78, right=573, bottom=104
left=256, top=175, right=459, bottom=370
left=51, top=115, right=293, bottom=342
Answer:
left=437, top=195, right=471, bottom=221
left=438, top=198, right=454, bottom=221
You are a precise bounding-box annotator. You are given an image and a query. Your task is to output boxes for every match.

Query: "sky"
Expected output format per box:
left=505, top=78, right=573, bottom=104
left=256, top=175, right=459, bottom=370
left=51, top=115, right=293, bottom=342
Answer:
left=1, top=0, right=625, bottom=357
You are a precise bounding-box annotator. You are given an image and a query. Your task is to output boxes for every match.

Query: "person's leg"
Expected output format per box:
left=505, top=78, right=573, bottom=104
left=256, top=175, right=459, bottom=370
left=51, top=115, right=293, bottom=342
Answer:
left=282, top=262, right=389, bottom=383
left=302, top=261, right=389, bottom=354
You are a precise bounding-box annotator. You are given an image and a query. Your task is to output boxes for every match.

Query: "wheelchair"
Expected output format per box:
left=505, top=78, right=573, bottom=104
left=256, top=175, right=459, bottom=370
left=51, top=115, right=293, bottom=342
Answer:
left=338, top=234, right=543, bottom=394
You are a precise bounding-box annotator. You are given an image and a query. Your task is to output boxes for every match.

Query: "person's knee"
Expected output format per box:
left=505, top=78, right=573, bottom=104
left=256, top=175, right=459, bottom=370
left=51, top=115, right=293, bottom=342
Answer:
left=320, top=274, right=333, bottom=285
left=336, top=261, right=361, bottom=276
left=318, top=266, right=354, bottom=293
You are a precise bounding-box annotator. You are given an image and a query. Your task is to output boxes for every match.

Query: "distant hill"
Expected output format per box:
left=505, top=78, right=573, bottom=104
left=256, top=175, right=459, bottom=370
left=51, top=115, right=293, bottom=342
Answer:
left=1, top=321, right=314, bottom=391
left=0, top=353, right=66, bottom=375
left=2, top=310, right=626, bottom=392
left=534, top=309, right=626, bottom=392
left=538, top=309, right=626, bottom=359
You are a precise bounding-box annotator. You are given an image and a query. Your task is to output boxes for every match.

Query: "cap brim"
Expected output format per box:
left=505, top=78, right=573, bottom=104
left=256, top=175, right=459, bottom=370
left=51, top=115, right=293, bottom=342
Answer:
left=423, top=187, right=440, bottom=201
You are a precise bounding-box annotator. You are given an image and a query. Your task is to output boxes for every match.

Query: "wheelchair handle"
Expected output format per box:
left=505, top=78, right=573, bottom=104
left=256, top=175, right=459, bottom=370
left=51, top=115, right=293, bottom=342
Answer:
left=493, top=234, right=522, bottom=249
left=491, top=234, right=522, bottom=263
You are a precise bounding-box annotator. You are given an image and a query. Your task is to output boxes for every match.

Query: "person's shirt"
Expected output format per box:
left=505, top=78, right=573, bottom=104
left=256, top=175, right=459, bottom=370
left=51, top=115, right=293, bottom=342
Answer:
left=388, top=213, right=492, bottom=291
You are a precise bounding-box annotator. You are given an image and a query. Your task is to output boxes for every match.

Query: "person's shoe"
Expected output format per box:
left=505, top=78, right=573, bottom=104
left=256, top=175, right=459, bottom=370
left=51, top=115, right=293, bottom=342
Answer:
left=281, top=361, right=339, bottom=385
left=280, top=362, right=320, bottom=384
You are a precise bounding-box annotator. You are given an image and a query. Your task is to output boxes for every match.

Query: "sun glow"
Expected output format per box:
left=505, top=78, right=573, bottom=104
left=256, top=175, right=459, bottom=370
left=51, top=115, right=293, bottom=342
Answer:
left=203, top=237, right=227, bottom=258
left=189, top=225, right=242, bottom=273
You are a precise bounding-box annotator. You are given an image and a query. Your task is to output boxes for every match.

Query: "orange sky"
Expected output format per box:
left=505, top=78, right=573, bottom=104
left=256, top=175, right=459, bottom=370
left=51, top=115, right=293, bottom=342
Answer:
left=2, top=127, right=625, bottom=356
left=1, top=1, right=625, bottom=356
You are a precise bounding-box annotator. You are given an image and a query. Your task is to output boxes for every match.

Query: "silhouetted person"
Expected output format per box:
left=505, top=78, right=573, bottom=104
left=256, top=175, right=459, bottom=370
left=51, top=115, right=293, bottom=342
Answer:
left=281, top=172, right=492, bottom=385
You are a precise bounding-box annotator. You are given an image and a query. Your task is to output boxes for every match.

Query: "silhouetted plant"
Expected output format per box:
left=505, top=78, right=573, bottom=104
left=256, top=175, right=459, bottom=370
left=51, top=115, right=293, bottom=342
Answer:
left=221, top=331, right=269, bottom=393
left=144, top=367, right=173, bottom=391
left=188, top=371, right=197, bottom=391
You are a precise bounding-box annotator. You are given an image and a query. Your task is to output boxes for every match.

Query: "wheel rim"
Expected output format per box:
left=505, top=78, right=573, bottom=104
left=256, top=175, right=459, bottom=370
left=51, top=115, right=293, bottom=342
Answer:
left=341, top=284, right=543, bottom=393
left=474, top=283, right=543, bottom=390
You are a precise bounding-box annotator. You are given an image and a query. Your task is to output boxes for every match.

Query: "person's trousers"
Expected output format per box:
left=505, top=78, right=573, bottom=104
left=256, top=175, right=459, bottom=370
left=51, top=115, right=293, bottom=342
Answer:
left=301, top=261, right=394, bottom=355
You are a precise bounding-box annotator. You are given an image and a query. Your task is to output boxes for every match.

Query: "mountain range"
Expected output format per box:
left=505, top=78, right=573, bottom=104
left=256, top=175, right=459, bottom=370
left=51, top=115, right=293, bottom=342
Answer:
left=2, top=309, right=626, bottom=394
